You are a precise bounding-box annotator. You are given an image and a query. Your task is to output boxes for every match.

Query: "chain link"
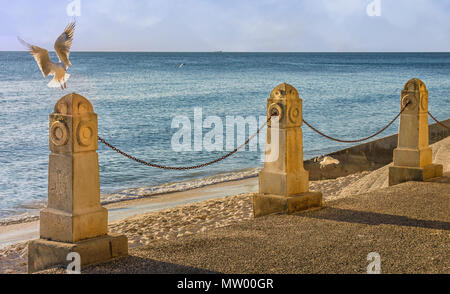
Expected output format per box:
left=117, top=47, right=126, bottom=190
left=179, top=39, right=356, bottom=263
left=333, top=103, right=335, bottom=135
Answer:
left=428, top=111, right=450, bottom=130
left=98, top=102, right=418, bottom=169
left=302, top=103, right=410, bottom=143
left=98, top=118, right=269, bottom=170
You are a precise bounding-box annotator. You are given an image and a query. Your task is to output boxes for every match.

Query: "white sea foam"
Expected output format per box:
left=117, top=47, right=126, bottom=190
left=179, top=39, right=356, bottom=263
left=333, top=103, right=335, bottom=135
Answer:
left=100, top=167, right=261, bottom=205
left=0, top=211, right=40, bottom=226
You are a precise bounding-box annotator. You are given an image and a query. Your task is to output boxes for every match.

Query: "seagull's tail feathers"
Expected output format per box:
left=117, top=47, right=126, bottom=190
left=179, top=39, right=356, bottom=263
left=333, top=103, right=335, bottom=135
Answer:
left=47, top=73, right=70, bottom=88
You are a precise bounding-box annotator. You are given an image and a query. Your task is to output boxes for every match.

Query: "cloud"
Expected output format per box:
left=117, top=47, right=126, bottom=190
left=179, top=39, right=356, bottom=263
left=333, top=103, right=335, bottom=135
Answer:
left=1, top=0, right=449, bottom=51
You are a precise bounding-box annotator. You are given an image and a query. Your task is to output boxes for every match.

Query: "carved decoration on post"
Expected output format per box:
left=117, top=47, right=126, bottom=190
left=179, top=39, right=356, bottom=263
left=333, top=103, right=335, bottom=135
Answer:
left=253, top=83, right=322, bottom=217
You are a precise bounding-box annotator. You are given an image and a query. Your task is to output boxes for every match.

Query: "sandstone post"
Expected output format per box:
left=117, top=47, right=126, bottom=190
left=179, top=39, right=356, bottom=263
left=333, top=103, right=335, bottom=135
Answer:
left=389, top=78, right=443, bottom=186
left=253, top=83, right=322, bottom=217
left=28, top=93, right=128, bottom=273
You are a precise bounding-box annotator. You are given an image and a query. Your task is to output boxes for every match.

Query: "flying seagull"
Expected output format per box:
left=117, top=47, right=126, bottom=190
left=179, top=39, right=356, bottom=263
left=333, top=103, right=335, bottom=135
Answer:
left=18, top=22, right=76, bottom=90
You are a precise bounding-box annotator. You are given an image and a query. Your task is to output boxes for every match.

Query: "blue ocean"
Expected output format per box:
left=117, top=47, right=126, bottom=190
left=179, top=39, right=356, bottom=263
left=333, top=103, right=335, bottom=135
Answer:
left=0, top=52, right=449, bottom=219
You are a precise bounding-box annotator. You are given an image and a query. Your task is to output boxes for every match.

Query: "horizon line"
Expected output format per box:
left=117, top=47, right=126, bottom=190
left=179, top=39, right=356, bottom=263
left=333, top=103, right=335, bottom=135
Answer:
left=2, top=50, right=450, bottom=54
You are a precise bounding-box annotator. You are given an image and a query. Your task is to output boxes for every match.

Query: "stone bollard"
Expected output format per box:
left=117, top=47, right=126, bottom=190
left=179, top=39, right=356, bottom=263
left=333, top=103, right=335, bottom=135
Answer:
left=389, top=79, right=443, bottom=186
left=28, top=93, right=128, bottom=273
left=253, top=83, right=322, bottom=217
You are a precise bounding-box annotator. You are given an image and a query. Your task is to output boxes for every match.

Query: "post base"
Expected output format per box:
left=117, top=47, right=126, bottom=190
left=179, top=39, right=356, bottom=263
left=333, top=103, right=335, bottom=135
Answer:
left=259, top=170, right=309, bottom=197
left=40, top=207, right=108, bottom=243
left=28, top=234, right=128, bottom=273
left=253, top=191, right=322, bottom=218
left=389, top=164, right=443, bottom=186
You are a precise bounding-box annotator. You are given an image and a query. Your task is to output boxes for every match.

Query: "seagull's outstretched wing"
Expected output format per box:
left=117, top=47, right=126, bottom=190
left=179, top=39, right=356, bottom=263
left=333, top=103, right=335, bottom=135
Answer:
left=54, top=22, right=75, bottom=69
left=18, top=37, right=53, bottom=77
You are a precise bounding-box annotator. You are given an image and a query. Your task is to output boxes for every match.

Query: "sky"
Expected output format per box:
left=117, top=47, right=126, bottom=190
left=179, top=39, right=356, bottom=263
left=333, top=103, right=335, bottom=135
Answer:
left=0, top=0, right=449, bottom=52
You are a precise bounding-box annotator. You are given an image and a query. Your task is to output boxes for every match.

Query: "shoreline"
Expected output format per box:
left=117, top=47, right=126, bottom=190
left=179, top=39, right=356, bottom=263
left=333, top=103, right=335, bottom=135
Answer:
left=105, top=175, right=259, bottom=222
left=0, top=167, right=263, bottom=226
left=0, top=175, right=260, bottom=249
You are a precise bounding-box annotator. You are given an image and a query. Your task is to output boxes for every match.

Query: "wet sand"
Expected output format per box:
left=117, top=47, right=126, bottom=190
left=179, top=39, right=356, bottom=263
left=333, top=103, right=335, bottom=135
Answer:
left=0, top=176, right=259, bottom=249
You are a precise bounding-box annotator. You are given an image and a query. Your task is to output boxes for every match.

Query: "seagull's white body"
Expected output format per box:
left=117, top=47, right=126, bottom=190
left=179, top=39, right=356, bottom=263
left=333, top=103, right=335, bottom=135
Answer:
left=46, top=62, right=71, bottom=88
left=18, top=22, right=75, bottom=89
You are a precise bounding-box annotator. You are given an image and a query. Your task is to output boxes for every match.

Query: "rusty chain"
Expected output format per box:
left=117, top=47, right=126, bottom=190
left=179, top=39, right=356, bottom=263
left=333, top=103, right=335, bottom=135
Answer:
left=98, top=118, right=270, bottom=170
left=302, top=102, right=410, bottom=143
left=98, top=101, right=418, bottom=170
left=428, top=111, right=450, bottom=130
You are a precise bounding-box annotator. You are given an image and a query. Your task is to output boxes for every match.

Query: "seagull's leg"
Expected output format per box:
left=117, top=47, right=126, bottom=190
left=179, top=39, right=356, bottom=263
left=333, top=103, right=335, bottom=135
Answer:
left=60, top=84, right=64, bottom=90
left=64, top=82, right=67, bottom=89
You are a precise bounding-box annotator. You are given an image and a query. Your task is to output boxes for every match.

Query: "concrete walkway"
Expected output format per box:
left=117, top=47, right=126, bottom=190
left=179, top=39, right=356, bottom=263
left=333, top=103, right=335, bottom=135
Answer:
left=45, top=176, right=450, bottom=274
